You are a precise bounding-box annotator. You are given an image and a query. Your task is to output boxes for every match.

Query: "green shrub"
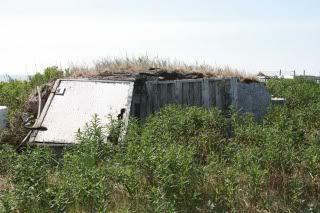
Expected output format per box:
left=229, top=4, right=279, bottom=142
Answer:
left=0, top=144, right=16, bottom=175
left=0, top=80, right=31, bottom=125
left=267, top=78, right=320, bottom=108
left=29, top=66, right=64, bottom=88
left=8, top=146, right=56, bottom=212
left=0, top=66, right=67, bottom=145
left=1, top=78, right=320, bottom=212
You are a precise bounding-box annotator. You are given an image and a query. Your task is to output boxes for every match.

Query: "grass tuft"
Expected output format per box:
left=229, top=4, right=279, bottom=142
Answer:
left=70, top=56, right=256, bottom=81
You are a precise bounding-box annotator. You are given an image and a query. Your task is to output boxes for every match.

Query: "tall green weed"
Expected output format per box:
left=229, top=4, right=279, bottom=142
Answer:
left=0, top=78, right=319, bottom=212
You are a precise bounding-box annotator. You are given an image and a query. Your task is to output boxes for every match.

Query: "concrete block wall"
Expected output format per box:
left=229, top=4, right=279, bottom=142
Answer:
left=0, top=106, right=8, bottom=129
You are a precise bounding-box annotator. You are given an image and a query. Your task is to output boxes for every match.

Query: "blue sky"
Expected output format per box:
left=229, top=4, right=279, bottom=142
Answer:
left=0, top=0, right=320, bottom=75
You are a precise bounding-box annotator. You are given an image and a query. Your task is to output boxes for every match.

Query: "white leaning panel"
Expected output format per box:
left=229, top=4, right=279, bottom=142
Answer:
left=34, top=80, right=134, bottom=144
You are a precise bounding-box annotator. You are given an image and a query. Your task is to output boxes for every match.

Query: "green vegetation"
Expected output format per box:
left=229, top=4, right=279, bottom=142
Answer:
left=0, top=66, right=66, bottom=145
left=0, top=77, right=319, bottom=212
left=0, top=66, right=65, bottom=125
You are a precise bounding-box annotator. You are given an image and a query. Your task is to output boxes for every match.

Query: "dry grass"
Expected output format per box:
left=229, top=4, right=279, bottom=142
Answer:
left=0, top=175, right=10, bottom=193
left=69, top=56, right=257, bottom=81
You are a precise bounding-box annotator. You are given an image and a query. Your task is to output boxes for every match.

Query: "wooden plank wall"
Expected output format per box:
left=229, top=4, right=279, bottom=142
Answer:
left=133, top=78, right=234, bottom=120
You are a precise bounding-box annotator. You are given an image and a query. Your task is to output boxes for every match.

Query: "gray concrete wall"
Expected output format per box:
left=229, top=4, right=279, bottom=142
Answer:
left=235, top=81, right=271, bottom=119
left=131, top=78, right=271, bottom=120
left=0, top=106, right=8, bottom=129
